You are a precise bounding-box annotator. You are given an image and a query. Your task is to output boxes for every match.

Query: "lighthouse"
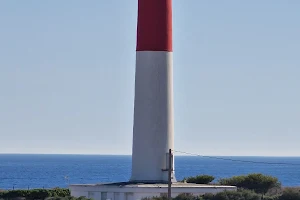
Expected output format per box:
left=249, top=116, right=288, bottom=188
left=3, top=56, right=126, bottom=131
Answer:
left=69, top=1, right=237, bottom=198
left=130, top=0, right=176, bottom=183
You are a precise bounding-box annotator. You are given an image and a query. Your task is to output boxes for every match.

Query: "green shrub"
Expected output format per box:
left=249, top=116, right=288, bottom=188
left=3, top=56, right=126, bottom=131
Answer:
left=141, top=186, right=300, bottom=200
left=49, top=188, right=71, bottom=197
left=202, top=193, right=214, bottom=200
left=218, top=175, right=246, bottom=186
left=46, top=197, right=92, bottom=200
left=142, top=197, right=168, bottom=200
left=183, top=175, right=215, bottom=184
left=174, top=193, right=201, bottom=200
left=218, top=173, right=280, bottom=194
left=263, top=196, right=280, bottom=200
left=0, top=190, right=29, bottom=199
left=0, top=188, right=71, bottom=200
left=244, top=174, right=280, bottom=194
left=26, top=189, right=50, bottom=200
left=205, top=190, right=261, bottom=200
left=279, top=188, right=300, bottom=200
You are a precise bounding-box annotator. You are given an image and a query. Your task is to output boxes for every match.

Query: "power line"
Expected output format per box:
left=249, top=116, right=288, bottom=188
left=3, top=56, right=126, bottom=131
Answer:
left=173, top=150, right=300, bottom=166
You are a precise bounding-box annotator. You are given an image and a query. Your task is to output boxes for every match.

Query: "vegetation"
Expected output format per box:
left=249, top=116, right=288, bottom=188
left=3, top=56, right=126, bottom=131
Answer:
left=278, top=187, right=300, bottom=200
left=0, top=174, right=299, bottom=200
left=142, top=188, right=300, bottom=200
left=218, top=173, right=281, bottom=195
left=182, top=175, right=215, bottom=184
left=143, top=173, right=298, bottom=200
left=45, top=197, right=92, bottom=200
left=205, top=189, right=262, bottom=200
left=0, top=188, right=91, bottom=200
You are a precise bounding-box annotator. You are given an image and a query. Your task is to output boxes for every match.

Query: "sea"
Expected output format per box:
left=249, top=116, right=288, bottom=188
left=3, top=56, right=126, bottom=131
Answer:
left=0, top=154, right=300, bottom=190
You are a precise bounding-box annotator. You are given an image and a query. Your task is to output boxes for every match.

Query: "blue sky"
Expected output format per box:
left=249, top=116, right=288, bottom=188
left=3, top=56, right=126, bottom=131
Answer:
left=0, top=1, right=299, bottom=156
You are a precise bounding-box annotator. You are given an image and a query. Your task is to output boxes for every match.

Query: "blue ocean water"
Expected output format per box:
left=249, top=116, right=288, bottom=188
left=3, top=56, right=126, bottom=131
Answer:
left=0, top=155, right=299, bottom=190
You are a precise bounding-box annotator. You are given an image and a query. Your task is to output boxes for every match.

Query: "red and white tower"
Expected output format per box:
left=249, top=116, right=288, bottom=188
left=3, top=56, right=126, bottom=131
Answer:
left=130, top=0, right=176, bottom=183
left=70, top=1, right=237, bottom=196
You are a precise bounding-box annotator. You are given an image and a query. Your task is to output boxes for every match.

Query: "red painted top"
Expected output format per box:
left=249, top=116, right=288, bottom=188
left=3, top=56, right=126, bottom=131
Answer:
left=136, top=0, right=173, bottom=52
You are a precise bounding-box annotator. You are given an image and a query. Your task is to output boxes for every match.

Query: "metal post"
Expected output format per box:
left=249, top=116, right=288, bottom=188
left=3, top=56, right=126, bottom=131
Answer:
left=168, top=149, right=172, bottom=200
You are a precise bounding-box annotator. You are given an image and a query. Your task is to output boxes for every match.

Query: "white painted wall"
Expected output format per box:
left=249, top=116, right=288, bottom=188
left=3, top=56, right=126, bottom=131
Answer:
left=131, top=51, right=176, bottom=183
left=70, top=185, right=237, bottom=200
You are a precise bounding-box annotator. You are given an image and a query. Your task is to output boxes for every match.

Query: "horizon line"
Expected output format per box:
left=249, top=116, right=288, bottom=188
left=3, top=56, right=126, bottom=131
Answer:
left=0, top=153, right=300, bottom=158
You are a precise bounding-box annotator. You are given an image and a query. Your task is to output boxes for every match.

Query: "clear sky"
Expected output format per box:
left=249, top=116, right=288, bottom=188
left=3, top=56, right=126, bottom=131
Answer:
left=0, top=0, right=299, bottom=156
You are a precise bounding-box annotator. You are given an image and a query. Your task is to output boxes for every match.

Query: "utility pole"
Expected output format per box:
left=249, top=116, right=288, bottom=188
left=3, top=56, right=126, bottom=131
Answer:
left=168, top=148, right=172, bottom=200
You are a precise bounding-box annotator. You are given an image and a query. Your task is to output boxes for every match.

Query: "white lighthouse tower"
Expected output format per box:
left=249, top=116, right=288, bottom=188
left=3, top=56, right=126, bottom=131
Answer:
left=69, top=1, right=236, bottom=199
left=130, top=0, right=176, bottom=183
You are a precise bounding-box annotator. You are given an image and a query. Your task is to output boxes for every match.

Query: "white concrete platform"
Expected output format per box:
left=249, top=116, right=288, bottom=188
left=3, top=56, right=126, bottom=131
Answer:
left=69, top=182, right=236, bottom=200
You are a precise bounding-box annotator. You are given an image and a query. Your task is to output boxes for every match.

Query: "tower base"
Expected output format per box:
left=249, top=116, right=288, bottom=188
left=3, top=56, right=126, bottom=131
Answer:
left=69, top=182, right=236, bottom=200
